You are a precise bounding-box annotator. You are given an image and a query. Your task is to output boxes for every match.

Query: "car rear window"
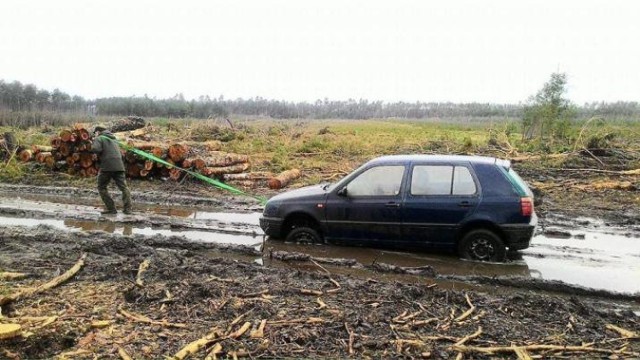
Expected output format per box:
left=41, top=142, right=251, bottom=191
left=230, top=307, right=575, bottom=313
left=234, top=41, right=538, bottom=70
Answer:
left=472, top=163, right=518, bottom=197
left=504, top=167, right=532, bottom=197
left=411, top=165, right=476, bottom=195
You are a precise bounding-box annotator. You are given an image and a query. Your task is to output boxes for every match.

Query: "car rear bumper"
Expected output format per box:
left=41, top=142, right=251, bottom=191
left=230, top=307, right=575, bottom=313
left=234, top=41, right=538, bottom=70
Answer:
left=501, top=224, right=535, bottom=250
left=260, top=216, right=283, bottom=238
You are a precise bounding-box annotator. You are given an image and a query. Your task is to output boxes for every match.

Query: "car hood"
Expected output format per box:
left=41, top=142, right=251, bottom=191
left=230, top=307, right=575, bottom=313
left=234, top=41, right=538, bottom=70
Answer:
left=267, top=184, right=328, bottom=203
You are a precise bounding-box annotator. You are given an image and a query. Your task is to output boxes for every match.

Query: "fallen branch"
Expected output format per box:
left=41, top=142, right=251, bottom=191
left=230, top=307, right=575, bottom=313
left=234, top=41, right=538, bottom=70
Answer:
left=510, top=152, right=574, bottom=163
left=299, top=288, right=323, bottom=296
left=556, top=168, right=640, bottom=175
left=606, top=324, right=639, bottom=338
left=203, top=343, right=223, bottom=360
left=91, top=320, right=113, bottom=329
left=316, top=298, right=328, bottom=310
left=453, top=327, right=482, bottom=346
left=410, top=318, right=439, bottom=327
left=0, top=272, right=27, bottom=280
left=422, top=335, right=458, bottom=342
left=55, top=349, right=91, bottom=359
left=393, top=310, right=423, bottom=323
left=171, top=328, right=223, bottom=360
left=0, top=253, right=86, bottom=306
left=451, top=343, right=638, bottom=357
left=393, top=339, right=427, bottom=353
left=135, top=259, right=150, bottom=287
left=228, top=321, right=251, bottom=339
left=345, top=322, right=355, bottom=355
left=454, top=294, right=476, bottom=322
left=268, top=317, right=325, bottom=326
left=249, top=319, right=267, bottom=338
left=117, top=346, right=133, bottom=360
left=512, top=346, right=533, bottom=360
left=118, top=308, right=186, bottom=329
left=310, top=259, right=342, bottom=291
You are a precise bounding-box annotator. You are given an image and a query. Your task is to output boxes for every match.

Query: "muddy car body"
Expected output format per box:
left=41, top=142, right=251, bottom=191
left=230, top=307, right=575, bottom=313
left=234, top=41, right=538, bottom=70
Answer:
left=260, top=155, right=537, bottom=261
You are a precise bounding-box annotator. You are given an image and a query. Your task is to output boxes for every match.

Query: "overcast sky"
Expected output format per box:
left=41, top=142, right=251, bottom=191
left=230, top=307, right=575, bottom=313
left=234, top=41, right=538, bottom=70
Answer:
left=1, top=0, right=639, bottom=104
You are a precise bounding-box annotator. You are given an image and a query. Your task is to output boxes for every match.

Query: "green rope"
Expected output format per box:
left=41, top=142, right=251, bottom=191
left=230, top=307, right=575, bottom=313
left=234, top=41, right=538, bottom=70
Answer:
left=99, top=135, right=267, bottom=204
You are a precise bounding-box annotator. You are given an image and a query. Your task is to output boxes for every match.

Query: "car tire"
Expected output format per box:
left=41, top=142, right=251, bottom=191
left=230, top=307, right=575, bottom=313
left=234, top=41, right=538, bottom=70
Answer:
left=285, top=227, right=323, bottom=244
left=458, top=229, right=506, bottom=262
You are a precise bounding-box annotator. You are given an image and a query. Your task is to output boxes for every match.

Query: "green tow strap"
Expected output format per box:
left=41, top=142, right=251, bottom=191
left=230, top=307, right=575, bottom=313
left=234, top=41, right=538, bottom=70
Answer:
left=99, top=135, right=267, bottom=205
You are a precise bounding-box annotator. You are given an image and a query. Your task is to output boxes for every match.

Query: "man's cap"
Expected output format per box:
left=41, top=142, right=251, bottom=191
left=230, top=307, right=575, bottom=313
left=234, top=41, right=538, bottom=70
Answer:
left=93, top=126, right=107, bottom=134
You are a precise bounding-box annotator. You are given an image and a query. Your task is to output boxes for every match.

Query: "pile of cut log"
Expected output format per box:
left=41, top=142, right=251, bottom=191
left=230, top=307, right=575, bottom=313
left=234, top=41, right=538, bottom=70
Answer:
left=18, top=125, right=98, bottom=176
left=120, top=140, right=302, bottom=189
left=110, top=116, right=146, bottom=133
left=122, top=140, right=253, bottom=182
left=17, top=125, right=303, bottom=189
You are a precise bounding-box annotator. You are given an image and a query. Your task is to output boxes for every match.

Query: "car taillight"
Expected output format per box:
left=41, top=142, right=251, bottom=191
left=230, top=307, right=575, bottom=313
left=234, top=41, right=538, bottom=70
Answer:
left=521, top=197, right=533, bottom=217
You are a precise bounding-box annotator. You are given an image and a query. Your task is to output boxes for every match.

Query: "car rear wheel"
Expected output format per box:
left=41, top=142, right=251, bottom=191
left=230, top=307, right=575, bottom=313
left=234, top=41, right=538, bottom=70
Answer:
left=285, top=227, right=323, bottom=244
left=459, top=229, right=506, bottom=262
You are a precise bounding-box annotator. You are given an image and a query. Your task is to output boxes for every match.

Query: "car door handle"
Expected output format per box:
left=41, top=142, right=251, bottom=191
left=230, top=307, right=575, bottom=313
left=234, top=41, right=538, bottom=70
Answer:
left=458, top=201, right=472, bottom=208
left=385, top=202, right=401, bottom=208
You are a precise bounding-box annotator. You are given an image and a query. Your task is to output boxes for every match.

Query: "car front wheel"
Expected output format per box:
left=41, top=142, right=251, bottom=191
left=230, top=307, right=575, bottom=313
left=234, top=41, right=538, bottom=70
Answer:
left=285, top=227, right=323, bottom=244
left=458, top=229, right=506, bottom=262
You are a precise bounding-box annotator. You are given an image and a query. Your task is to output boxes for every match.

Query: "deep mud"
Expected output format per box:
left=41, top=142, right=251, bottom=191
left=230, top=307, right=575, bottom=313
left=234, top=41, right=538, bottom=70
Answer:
left=1, top=225, right=639, bottom=359
left=1, top=157, right=639, bottom=358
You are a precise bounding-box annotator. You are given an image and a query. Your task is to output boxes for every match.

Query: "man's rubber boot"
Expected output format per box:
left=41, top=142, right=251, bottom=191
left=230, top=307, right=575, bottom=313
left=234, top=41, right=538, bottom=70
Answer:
left=123, top=209, right=133, bottom=215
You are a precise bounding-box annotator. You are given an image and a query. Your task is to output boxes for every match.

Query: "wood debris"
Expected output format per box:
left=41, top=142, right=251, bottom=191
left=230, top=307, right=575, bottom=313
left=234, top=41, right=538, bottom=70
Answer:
left=0, top=323, right=21, bottom=340
left=0, top=253, right=86, bottom=306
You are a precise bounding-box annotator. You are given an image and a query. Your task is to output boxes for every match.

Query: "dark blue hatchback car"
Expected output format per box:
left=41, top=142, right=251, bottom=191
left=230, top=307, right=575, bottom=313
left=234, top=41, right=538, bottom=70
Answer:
left=260, top=155, right=537, bottom=262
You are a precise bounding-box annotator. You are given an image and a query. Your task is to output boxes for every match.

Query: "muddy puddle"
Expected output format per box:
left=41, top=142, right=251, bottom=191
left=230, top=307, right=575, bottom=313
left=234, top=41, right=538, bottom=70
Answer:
left=1, top=216, right=264, bottom=247
left=1, top=193, right=639, bottom=297
left=262, top=228, right=640, bottom=296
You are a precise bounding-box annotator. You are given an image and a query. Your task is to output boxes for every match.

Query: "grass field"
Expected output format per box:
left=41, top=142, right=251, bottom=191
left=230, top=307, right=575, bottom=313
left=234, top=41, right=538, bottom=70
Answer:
left=2, top=116, right=640, bottom=185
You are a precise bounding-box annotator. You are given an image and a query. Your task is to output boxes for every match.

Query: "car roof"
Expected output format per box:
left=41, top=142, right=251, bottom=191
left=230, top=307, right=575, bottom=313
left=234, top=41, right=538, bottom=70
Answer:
left=368, top=154, right=510, bottom=168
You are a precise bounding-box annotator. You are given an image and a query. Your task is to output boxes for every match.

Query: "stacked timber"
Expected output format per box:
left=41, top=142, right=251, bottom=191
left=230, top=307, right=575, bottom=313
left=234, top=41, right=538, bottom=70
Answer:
left=17, top=125, right=303, bottom=189
left=110, top=116, right=146, bottom=133
left=124, top=141, right=253, bottom=183
left=18, top=125, right=97, bottom=176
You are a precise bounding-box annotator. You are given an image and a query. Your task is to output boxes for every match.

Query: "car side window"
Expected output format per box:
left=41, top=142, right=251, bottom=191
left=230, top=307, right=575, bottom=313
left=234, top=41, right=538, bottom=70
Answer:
left=346, top=165, right=404, bottom=196
left=452, top=166, right=476, bottom=195
left=411, top=165, right=476, bottom=195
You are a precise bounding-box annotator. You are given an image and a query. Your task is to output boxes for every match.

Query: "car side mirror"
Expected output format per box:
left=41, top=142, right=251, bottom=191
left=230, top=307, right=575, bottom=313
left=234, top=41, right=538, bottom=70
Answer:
left=337, top=187, right=348, bottom=197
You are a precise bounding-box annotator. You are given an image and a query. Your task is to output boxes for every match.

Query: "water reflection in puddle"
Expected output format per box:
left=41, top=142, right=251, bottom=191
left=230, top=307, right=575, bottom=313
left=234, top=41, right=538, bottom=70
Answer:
left=0, top=193, right=261, bottom=224
left=0, top=216, right=262, bottom=247
left=1, top=213, right=639, bottom=294
left=522, top=231, right=640, bottom=294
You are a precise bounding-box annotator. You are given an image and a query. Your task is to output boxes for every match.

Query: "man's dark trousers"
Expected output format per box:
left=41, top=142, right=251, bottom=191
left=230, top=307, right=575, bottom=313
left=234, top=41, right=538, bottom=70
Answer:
left=98, top=171, right=132, bottom=212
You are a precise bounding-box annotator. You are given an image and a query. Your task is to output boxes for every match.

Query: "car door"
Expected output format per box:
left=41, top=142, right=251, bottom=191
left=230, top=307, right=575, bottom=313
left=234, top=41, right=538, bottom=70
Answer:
left=402, top=163, right=479, bottom=248
left=324, top=164, right=406, bottom=245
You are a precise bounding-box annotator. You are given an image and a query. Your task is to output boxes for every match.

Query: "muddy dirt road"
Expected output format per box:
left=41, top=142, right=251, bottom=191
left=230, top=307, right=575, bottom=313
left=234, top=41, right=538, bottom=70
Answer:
left=1, top=184, right=639, bottom=359
left=1, top=186, right=639, bottom=296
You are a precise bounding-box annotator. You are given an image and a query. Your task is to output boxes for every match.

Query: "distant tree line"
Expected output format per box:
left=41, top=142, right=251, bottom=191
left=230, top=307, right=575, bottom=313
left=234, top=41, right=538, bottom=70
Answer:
left=2, top=79, right=640, bottom=120
left=0, top=80, right=86, bottom=113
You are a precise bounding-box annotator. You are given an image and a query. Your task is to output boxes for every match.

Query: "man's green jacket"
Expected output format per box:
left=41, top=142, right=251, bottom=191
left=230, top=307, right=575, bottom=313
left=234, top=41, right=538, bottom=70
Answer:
left=91, top=131, right=125, bottom=172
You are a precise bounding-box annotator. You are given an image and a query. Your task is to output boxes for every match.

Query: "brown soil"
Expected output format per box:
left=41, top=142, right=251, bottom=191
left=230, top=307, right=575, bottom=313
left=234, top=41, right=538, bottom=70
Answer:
left=1, top=150, right=639, bottom=359
left=1, top=226, right=639, bottom=359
